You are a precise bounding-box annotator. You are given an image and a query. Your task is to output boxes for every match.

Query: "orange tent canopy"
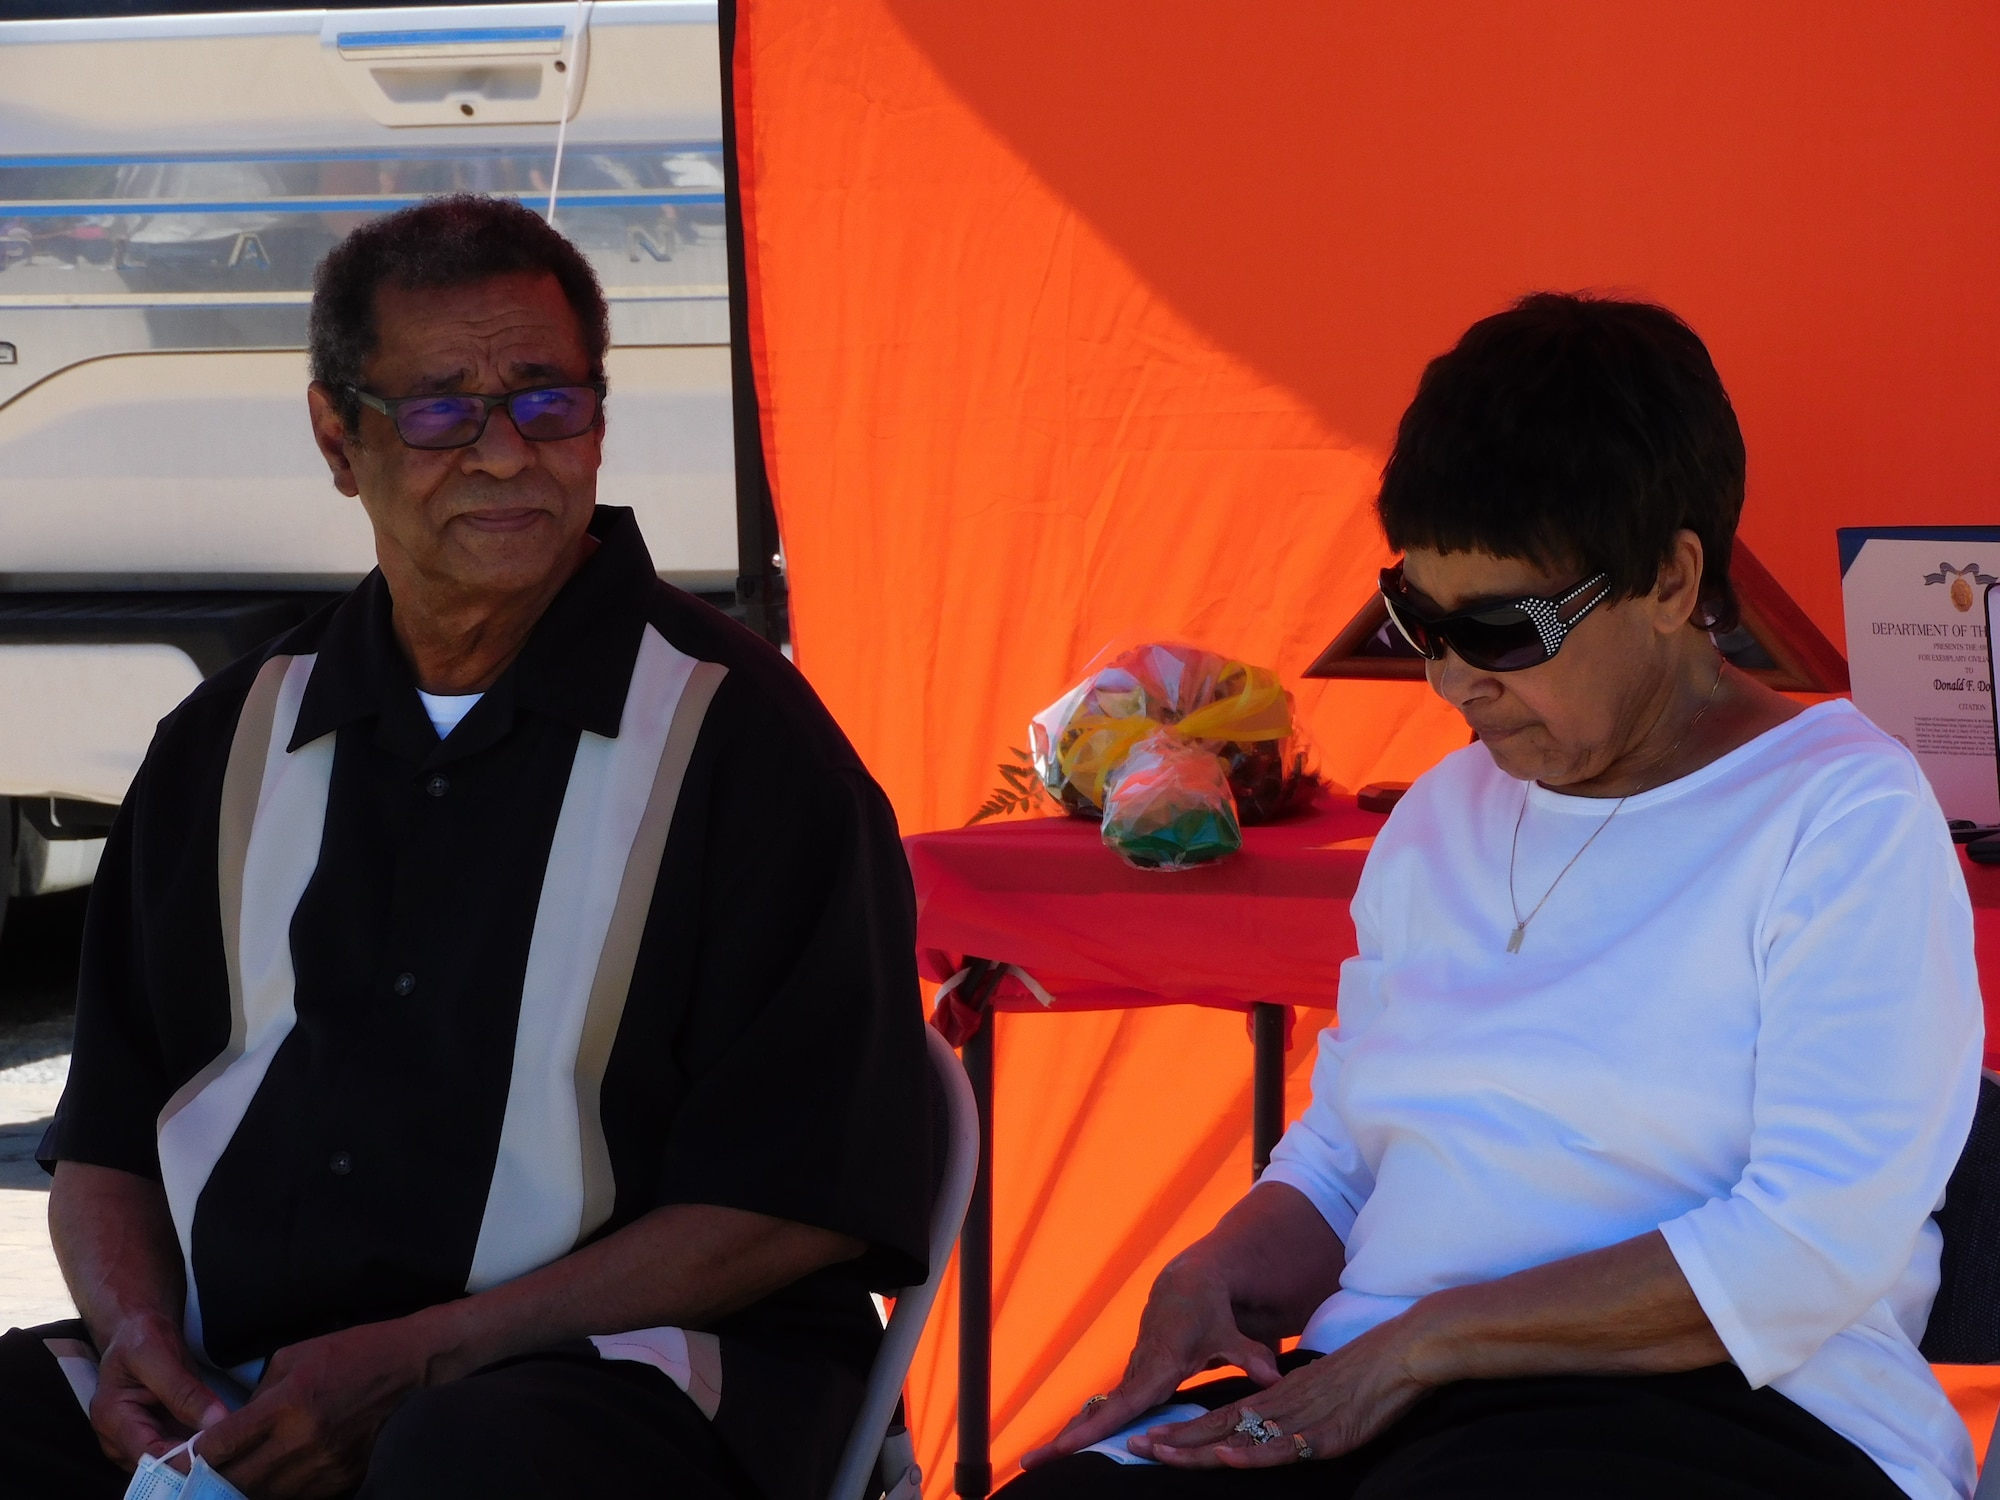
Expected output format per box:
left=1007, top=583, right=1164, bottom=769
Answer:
left=734, top=2, right=2000, bottom=1489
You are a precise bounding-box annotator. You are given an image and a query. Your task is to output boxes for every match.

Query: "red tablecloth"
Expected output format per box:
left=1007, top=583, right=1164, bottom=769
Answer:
left=908, top=798, right=1384, bottom=1014
left=910, top=800, right=2000, bottom=1069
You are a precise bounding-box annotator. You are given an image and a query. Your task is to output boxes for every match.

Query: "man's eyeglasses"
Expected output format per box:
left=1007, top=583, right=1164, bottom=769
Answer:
left=346, top=382, right=606, bottom=450
left=1378, top=563, right=1612, bottom=673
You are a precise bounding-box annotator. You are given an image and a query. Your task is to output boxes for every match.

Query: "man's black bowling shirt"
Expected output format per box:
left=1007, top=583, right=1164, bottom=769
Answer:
left=42, top=507, right=932, bottom=1495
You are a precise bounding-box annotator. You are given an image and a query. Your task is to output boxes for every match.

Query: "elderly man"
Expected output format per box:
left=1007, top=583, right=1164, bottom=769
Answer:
left=0, top=194, right=932, bottom=1499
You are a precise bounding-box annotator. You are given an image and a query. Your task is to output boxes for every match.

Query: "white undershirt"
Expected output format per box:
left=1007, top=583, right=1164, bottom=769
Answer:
left=1263, top=701, right=1983, bottom=1500
left=415, top=690, right=483, bottom=740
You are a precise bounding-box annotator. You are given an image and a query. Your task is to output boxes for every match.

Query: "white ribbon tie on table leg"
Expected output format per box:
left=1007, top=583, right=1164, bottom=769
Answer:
left=936, top=964, right=1057, bottom=1008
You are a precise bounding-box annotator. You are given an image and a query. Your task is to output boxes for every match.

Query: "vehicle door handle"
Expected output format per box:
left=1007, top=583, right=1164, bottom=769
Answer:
left=320, top=13, right=587, bottom=128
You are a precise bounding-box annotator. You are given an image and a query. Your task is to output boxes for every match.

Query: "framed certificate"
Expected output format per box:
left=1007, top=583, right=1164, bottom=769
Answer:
left=1839, top=527, right=2000, bottom=824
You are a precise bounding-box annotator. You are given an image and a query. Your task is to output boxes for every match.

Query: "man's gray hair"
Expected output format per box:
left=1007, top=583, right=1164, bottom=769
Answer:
left=309, top=194, right=611, bottom=427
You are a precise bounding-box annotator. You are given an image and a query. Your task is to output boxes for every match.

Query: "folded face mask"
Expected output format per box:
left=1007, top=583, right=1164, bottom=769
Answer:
left=124, top=1444, right=246, bottom=1500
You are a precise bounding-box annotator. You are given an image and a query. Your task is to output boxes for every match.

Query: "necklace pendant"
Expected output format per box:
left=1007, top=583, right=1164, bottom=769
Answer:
left=1507, top=923, right=1526, bottom=954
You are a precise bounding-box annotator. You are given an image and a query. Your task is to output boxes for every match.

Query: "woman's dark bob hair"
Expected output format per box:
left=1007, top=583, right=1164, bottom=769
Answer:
left=1377, top=292, right=1745, bottom=631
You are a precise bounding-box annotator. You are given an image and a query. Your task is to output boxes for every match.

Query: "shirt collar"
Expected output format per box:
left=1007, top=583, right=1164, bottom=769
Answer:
left=290, top=505, right=657, bottom=759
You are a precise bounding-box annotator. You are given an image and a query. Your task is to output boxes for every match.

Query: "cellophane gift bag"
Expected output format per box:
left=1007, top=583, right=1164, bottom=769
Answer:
left=1099, top=730, right=1244, bottom=869
left=1028, top=641, right=1317, bottom=869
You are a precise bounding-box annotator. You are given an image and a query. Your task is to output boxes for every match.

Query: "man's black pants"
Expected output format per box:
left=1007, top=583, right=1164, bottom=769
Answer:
left=1000, top=1362, right=1910, bottom=1500
left=0, top=1320, right=760, bottom=1499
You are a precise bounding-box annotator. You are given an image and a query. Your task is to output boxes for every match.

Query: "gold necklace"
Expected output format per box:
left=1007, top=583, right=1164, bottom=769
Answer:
left=1505, top=654, right=1725, bottom=954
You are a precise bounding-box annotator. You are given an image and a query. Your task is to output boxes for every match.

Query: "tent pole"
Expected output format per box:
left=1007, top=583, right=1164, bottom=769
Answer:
left=718, top=0, right=786, bottom=647
left=1251, top=1003, right=1285, bottom=1178
left=957, top=1010, right=995, bottom=1498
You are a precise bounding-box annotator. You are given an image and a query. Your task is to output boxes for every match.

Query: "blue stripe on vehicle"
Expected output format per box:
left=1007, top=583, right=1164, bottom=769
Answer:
left=0, top=193, right=724, bottom=219
left=0, top=144, right=722, bottom=169
left=335, top=27, right=567, bottom=48
left=525, top=192, right=723, bottom=209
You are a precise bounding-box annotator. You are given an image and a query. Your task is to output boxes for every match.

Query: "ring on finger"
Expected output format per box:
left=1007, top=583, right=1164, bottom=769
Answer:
left=1081, top=1394, right=1109, bottom=1415
left=1291, top=1433, right=1315, bottom=1461
left=1232, top=1409, right=1283, bottom=1445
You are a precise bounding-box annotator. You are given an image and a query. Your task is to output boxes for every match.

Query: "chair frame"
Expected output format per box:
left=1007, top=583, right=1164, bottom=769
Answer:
left=828, top=1025, right=981, bottom=1500
left=1978, top=1414, right=2000, bottom=1500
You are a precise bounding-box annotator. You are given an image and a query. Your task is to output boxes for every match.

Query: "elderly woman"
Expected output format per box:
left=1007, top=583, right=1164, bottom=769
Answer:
left=1006, top=294, right=1982, bottom=1500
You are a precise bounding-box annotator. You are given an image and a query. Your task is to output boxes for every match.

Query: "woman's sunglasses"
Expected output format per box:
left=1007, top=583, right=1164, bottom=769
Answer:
left=346, top=382, right=606, bottom=450
left=1378, top=563, right=1612, bottom=673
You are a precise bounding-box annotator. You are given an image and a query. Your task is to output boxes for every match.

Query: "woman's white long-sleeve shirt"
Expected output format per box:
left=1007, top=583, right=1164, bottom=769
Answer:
left=1261, top=700, right=1983, bottom=1500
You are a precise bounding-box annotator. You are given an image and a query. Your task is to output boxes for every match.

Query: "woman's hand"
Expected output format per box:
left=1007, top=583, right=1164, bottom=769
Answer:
left=1127, top=1230, right=1727, bottom=1467
left=1129, top=1315, right=1426, bottom=1467
left=1020, top=1258, right=1283, bottom=1467
left=1020, top=1183, right=1346, bottom=1468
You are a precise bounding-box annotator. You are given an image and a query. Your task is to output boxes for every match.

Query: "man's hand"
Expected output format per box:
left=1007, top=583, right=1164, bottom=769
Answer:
left=53, top=1163, right=866, bottom=1495
left=190, top=1200, right=863, bottom=1497
left=89, top=1309, right=230, bottom=1469
left=194, top=1319, right=432, bottom=1500
left=49, top=1163, right=226, bottom=1471
left=1020, top=1259, right=1282, bottom=1467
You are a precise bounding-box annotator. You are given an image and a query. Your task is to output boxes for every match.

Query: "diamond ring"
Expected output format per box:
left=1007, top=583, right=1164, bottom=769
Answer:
left=1231, top=1408, right=1283, bottom=1445
left=1292, top=1432, right=1315, bottom=1460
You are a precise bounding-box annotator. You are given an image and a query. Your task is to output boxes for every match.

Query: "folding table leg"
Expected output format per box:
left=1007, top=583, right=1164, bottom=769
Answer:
left=957, top=1011, right=995, bottom=1499
left=1251, top=1002, right=1285, bottom=1179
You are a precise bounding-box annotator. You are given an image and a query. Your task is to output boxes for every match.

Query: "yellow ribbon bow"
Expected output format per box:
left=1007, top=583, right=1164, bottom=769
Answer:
left=1057, top=660, right=1294, bottom=808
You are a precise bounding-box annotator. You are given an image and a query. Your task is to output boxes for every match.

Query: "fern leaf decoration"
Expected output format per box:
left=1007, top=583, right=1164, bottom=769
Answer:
left=967, top=748, right=1055, bottom=825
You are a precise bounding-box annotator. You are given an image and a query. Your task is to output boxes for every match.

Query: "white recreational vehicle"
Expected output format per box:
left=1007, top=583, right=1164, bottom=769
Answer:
left=0, top=1, right=744, bottom=935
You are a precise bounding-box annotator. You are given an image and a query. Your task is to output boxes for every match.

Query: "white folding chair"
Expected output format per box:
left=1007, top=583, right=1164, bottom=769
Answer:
left=829, top=1025, right=981, bottom=1500
left=1921, top=1075, right=2000, bottom=1495
left=1978, top=1420, right=2000, bottom=1500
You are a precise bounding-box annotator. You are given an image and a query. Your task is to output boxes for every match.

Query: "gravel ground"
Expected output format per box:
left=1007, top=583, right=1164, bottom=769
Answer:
left=0, top=888, right=84, bottom=1325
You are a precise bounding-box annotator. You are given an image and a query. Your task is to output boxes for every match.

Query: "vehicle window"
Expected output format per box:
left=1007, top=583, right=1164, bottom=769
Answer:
left=4, top=1, right=555, bottom=19
left=1, top=1, right=737, bottom=591
left=0, top=141, right=724, bottom=340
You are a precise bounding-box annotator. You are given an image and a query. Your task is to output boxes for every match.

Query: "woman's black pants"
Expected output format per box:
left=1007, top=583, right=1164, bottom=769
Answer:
left=1000, top=1363, right=1909, bottom=1500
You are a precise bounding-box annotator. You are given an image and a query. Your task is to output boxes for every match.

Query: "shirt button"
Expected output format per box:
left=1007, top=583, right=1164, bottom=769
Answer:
left=329, top=1151, right=353, bottom=1176
left=425, top=774, right=450, bottom=798
left=393, top=972, right=417, bottom=997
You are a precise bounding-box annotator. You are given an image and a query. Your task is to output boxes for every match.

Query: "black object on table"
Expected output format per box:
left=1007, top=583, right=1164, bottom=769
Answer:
left=947, top=958, right=1288, bottom=1498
